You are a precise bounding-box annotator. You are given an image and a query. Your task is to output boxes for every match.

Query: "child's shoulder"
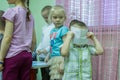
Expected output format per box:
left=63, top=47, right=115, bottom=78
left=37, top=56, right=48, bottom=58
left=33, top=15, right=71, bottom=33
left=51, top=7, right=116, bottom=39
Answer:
left=5, top=6, right=17, bottom=11
left=5, top=6, right=27, bottom=14
left=50, top=25, right=68, bottom=33
left=59, top=25, right=69, bottom=32
left=61, top=25, right=68, bottom=29
left=4, top=7, right=18, bottom=16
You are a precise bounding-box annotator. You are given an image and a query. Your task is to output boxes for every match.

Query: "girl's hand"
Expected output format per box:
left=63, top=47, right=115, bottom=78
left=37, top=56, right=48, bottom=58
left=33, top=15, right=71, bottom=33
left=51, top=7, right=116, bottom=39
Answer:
left=0, top=64, right=4, bottom=71
left=58, top=68, right=64, bottom=74
left=58, top=61, right=64, bottom=74
left=44, top=56, right=49, bottom=63
left=87, top=32, right=95, bottom=40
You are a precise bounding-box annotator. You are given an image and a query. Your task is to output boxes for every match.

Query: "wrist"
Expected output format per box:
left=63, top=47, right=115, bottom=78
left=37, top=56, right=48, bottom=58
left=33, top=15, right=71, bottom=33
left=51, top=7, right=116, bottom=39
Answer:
left=0, top=58, right=4, bottom=64
left=0, top=61, right=3, bottom=65
left=0, top=58, right=4, bottom=62
left=92, top=36, right=97, bottom=40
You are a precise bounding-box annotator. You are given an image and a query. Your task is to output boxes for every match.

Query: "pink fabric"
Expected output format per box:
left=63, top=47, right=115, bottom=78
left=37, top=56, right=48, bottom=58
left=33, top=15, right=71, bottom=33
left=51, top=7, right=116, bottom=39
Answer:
left=2, top=6, right=34, bottom=58
left=56, top=0, right=120, bottom=80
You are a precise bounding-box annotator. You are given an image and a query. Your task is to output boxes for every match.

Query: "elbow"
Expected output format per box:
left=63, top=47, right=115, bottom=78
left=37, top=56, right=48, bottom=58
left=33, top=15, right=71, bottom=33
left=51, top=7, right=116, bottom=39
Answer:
left=32, top=39, right=36, bottom=46
left=4, top=36, right=12, bottom=44
left=61, top=49, right=68, bottom=57
left=96, top=48, right=104, bottom=55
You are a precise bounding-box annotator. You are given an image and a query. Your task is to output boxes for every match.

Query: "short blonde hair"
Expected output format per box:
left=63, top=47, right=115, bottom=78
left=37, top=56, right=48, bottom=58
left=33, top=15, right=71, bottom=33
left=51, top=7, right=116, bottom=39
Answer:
left=48, top=5, right=66, bottom=23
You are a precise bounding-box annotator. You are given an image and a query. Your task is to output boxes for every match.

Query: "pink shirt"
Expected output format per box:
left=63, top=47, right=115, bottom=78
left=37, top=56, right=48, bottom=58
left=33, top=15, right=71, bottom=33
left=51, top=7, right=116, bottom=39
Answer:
left=2, top=6, right=34, bottom=58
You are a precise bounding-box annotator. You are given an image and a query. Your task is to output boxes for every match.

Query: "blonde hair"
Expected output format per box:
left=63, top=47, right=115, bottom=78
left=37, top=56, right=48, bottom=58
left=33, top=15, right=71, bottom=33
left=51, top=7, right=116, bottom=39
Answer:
left=48, top=5, right=66, bottom=23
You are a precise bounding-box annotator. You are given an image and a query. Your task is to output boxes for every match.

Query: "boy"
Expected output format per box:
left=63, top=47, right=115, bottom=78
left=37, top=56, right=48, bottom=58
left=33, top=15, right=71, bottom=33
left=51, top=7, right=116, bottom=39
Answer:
left=61, top=20, right=104, bottom=80
left=36, top=5, right=54, bottom=80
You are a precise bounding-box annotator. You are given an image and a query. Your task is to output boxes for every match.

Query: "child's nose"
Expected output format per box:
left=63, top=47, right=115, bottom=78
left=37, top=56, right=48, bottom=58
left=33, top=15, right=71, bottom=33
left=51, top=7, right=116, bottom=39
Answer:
left=56, top=18, right=60, bottom=21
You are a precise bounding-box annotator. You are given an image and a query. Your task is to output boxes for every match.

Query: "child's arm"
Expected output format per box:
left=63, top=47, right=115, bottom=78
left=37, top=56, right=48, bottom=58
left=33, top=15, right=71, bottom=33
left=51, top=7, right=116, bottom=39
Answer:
left=36, top=46, right=50, bottom=55
left=44, top=52, right=50, bottom=62
left=31, top=28, right=36, bottom=52
left=0, top=20, right=13, bottom=70
left=36, top=43, right=42, bottom=54
left=87, top=32, right=104, bottom=55
left=36, top=27, right=44, bottom=54
left=61, top=31, right=74, bottom=57
left=58, top=58, right=64, bottom=74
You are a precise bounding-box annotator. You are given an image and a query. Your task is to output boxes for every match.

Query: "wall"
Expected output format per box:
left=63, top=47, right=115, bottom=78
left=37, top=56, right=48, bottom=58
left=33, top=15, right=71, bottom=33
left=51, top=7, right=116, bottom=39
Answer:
left=30, top=0, right=55, bottom=46
left=0, top=0, right=9, bottom=10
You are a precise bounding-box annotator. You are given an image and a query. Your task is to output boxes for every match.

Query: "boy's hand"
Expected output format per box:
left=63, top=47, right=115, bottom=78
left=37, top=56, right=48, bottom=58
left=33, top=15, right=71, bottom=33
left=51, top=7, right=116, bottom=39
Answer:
left=87, top=32, right=95, bottom=40
left=36, top=50, right=41, bottom=55
left=36, top=49, right=47, bottom=55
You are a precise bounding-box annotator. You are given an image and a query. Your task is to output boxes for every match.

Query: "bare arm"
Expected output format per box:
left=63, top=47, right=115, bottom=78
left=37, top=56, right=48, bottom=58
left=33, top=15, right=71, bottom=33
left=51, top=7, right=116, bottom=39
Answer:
left=31, top=28, right=36, bottom=52
left=44, top=52, right=50, bottom=62
left=0, top=20, right=13, bottom=61
left=87, top=32, right=104, bottom=55
left=61, top=31, right=74, bottom=57
left=36, top=27, right=44, bottom=54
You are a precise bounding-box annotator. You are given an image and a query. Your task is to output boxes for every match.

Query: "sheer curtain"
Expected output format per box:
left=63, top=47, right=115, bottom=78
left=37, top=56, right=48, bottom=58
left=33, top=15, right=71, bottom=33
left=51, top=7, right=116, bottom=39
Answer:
left=56, top=0, right=120, bottom=80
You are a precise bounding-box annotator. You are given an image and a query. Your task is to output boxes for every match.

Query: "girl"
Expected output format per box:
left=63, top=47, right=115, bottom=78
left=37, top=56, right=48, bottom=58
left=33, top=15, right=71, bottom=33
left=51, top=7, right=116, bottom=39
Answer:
left=61, top=20, right=104, bottom=80
left=0, top=10, right=5, bottom=80
left=0, top=0, right=36, bottom=80
left=46, top=5, right=68, bottom=80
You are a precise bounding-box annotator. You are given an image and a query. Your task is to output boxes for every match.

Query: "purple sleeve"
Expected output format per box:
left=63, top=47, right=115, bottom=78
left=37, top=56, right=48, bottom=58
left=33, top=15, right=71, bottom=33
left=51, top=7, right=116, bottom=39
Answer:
left=2, top=8, right=16, bottom=22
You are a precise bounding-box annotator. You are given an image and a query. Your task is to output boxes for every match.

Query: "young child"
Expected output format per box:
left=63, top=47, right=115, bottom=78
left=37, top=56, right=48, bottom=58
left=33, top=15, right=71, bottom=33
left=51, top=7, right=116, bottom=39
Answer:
left=0, top=0, right=36, bottom=80
left=61, top=20, right=104, bottom=80
left=0, top=10, right=5, bottom=80
left=36, top=5, right=53, bottom=80
left=47, top=5, right=69, bottom=80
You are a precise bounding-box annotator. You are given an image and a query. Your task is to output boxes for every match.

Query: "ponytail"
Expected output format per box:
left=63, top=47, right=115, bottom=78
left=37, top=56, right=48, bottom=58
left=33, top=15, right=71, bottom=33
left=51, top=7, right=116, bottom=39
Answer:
left=26, top=0, right=30, bottom=21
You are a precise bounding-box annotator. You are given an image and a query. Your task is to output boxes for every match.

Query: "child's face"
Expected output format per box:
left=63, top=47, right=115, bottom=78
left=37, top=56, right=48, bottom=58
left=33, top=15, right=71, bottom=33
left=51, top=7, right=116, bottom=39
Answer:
left=70, top=24, right=88, bottom=45
left=51, top=11, right=66, bottom=28
left=41, top=10, right=50, bottom=23
left=70, top=24, right=87, bottom=30
left=7, top=0, right=16, bottom=4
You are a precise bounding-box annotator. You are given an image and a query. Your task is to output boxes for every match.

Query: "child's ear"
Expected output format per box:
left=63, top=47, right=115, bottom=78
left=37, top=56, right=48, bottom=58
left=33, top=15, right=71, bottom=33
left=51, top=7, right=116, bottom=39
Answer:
left=64, top=16, right=67, bottom=20
left=69, top=27, right=71, bottom=30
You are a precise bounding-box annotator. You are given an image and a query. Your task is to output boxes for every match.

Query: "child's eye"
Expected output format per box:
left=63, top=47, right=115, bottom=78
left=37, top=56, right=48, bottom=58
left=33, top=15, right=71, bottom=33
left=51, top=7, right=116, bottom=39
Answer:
left=59, top=16, right=63, bottom=19
left=53, top=16, right=57, bottom=19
